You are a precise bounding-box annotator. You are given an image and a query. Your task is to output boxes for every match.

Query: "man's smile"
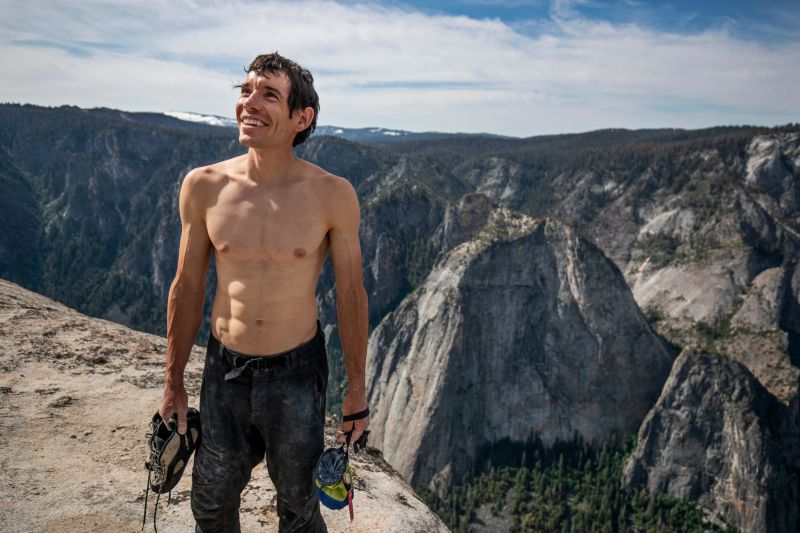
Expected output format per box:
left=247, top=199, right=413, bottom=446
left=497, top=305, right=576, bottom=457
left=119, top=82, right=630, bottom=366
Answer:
left=241, top=116, right=268, bottom=127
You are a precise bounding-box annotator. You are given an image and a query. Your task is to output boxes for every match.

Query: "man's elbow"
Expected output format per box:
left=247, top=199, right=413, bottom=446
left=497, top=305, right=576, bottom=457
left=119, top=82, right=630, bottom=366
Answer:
left=170, top=271, right=206, bottom=296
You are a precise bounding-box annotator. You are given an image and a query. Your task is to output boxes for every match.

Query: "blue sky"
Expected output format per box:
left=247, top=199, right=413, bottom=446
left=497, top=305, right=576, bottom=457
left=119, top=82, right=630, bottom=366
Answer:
left=394, top=0, right=800, bottom=38
left=1, top=0, right=798, bottom=136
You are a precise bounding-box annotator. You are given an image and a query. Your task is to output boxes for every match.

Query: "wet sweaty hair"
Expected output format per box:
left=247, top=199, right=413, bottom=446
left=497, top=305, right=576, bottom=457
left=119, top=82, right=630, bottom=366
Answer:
left=239, top=52, right=320, bottom=147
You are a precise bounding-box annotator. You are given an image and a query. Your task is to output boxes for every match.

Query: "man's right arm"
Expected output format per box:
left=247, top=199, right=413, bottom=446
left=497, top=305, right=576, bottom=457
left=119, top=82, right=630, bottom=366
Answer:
left=159, top=168, right=212, bottom=434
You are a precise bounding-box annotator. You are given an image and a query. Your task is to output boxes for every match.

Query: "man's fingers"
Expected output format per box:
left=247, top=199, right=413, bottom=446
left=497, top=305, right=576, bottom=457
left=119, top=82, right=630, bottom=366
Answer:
left=177, top=411, right=188, bottom=435
left=336, top=424, right=349, bottom=444
left=336, top=418, right=369, bottom=446
left=163, top=407, right=188, bottom=434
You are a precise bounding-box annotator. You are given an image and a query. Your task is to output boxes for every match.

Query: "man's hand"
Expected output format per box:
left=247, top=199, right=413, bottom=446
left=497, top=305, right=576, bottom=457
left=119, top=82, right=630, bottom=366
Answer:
left=159, top=381, right=189, bottom=435
left=337, top=390, right=370, bottom=446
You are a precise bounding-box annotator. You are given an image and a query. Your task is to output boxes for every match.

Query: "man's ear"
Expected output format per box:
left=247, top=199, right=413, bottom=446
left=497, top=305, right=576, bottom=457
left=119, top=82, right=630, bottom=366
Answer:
left=295, top=106, right=314, bottom=132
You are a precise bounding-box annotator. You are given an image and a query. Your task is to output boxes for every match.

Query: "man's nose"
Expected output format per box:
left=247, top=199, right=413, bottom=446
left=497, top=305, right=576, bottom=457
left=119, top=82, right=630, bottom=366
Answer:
left=242, top=91, right=260, bottom=108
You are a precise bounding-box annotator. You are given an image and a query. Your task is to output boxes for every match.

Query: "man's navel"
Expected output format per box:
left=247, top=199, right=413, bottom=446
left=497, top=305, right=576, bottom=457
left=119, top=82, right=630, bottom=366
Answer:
left=255, top=319, right=265, bottom=327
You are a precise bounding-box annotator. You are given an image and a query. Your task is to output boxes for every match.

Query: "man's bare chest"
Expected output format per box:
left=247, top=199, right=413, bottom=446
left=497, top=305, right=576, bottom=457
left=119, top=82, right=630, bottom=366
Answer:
left=205, top=182, right=329, bottom=262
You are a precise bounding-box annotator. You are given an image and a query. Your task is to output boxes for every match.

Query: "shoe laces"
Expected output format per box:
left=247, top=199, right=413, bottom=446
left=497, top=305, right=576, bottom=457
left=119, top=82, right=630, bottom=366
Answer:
left=145, top=431, right=167, bottom=478
left=142, top=431, right=171, bottom=532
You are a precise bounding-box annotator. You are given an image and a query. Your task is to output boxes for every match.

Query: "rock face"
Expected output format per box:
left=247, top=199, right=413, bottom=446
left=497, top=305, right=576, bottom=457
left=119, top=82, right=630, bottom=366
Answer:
left=719, top=261, right=800, bottom=403
left=622, top=348, right=800, bottom=533
left=358, top=178, right=446, bottom=327
left=745, top=134, right=800, bottom=216
left=0, top=278, right=448, bottom=533
left=610, top=133, right=800, bottom=403
left=366, top=209, right=677, bottom=489
left=431, top=192, right=495, bottom=253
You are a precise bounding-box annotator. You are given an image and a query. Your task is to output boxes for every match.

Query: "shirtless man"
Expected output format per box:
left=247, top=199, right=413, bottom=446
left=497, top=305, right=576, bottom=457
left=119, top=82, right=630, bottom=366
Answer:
left=157, top=53, right=370, bottom=532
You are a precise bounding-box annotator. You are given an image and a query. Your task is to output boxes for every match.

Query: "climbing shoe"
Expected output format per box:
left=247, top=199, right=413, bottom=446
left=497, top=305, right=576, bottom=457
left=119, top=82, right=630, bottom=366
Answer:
left=141, top=407, right=201, bottom=531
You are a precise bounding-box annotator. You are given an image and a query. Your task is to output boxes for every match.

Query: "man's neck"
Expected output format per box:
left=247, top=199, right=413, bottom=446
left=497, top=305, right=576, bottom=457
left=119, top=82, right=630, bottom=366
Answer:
left=245, top=145, right=297, bottom=185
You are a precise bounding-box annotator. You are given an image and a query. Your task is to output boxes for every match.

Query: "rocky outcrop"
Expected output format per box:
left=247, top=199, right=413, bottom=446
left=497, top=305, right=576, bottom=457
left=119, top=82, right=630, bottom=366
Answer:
left=431, top=192, right=495, bottom=253
left=613, top=133, right=800, bottom=403
left=745, top=134, right=800, bottom=217
left=622, top=348, right=800, bottom=533
left=0, top=278, right=448, bottom=532
left=465, top=157, right=523, bottom=205
left=366, top=209, right=677, bottom=489
left=622, top=258, right=800, bottom=404
left=622, top=182, right=793, bottom=327
left=716, top=262, right=800, bottom=403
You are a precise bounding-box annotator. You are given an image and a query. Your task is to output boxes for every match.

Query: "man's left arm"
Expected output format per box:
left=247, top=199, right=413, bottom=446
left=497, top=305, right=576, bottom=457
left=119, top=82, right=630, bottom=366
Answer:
left=327, top=176, right=370, bottom=445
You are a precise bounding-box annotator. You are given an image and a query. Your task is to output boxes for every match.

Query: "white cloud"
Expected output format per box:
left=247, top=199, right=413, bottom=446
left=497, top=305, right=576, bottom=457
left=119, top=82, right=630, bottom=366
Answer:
left=0, top=0, right=797, bottom=136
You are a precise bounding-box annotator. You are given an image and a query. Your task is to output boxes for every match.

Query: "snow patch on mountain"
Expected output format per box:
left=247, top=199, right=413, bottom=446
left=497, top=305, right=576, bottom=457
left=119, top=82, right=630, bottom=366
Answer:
left=165, top=111, right=237, bottom=128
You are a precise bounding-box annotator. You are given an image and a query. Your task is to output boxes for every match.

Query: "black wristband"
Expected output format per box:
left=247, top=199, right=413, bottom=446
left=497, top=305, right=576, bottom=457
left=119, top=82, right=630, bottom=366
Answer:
left=342, top=407, right=370, bottom=422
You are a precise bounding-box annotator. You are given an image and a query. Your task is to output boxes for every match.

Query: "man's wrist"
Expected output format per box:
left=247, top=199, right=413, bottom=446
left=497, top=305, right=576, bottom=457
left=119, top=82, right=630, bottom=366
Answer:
left=164, top=374, right=185, bottom=389
left=344, top=388, right=368, bottom=409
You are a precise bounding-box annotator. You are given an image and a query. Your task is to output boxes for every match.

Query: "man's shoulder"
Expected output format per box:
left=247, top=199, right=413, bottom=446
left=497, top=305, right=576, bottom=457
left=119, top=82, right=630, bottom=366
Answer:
left=180, top=157, right=244, bottom=214
left=181, top=157, right=246, bottom=205
left=298, top=160, right=355, bottom=197
left=297, top=162, right=358, bottom=228
left=185, top=155, right=245, bottom=185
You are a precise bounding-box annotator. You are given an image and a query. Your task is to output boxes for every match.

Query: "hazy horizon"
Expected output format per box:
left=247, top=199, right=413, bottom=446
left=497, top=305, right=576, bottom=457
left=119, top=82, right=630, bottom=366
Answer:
left=4, top=100, right=796, bottom=140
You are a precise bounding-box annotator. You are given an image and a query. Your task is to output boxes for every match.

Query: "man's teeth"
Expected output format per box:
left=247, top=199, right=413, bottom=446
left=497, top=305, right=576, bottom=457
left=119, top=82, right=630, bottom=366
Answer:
left=242, top=118, right=267, bottom=127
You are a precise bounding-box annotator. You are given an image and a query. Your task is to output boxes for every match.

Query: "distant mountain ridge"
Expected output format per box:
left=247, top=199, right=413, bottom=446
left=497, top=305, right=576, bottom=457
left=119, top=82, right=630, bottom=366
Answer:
left=160, top=108, right=514, bottom=143
left=0, top=103, right=516, bottom=143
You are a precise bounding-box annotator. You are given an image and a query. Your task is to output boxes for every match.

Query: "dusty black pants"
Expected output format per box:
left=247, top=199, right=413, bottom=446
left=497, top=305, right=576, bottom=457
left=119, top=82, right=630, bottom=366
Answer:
left=191, top=320, right=329, bottom=533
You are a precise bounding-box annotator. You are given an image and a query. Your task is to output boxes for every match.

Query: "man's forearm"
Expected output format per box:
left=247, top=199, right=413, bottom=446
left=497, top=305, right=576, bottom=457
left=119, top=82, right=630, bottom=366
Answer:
left=165, top=278, right=206, bottom=387
left=336, top=284, right=369, bottom=396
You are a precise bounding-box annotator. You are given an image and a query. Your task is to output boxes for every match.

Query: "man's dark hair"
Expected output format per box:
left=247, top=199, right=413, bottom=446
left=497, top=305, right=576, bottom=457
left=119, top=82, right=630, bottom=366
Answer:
left=243, top=52, right=319, bottom=147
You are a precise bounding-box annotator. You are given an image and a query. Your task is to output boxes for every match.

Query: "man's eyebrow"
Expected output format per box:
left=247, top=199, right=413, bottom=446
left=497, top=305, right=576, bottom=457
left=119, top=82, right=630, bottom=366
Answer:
left=260, top=83, right=283, bottom=97
left=234, top=78, right=283, bottom=97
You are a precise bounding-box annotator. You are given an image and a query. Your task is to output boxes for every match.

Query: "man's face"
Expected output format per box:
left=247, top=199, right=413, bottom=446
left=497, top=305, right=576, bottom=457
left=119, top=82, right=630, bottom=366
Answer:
left=235, top=70, right=305, bottom=149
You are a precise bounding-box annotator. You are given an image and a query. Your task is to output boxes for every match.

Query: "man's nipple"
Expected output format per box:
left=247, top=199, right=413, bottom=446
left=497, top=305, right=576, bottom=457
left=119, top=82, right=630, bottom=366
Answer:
left=293, top=248, right=306, bottom=257
left=218, top=243, right=229, bottom=253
